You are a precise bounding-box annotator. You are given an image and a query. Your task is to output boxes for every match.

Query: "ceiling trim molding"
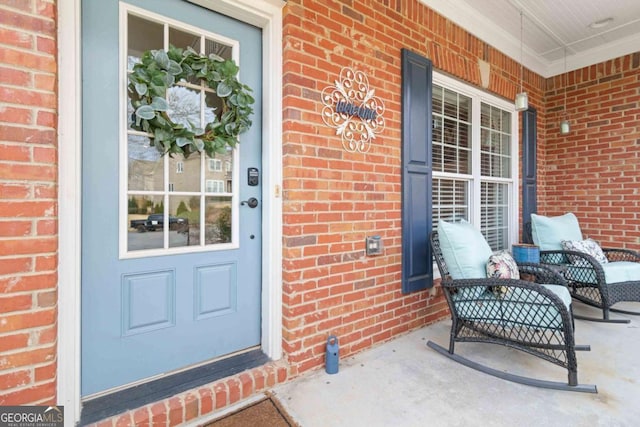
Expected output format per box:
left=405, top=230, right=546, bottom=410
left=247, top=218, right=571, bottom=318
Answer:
left=419, top=0, right=640, bottom=78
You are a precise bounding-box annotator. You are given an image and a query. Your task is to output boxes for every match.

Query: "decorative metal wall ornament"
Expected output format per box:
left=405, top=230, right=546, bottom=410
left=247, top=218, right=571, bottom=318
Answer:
left=321, top=67, right=386, bottom=153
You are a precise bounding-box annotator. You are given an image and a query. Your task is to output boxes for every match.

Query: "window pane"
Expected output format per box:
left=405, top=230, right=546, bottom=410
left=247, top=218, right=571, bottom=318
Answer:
left=169, top=153, right=200, bottom=192
left=432, top=85, right=443, bottom=114
left=480, top=103, right=512, bottom=178
left=481, top=182, right=509, bottom=251
left=169, top=27, right=201, bottom=85
left=459, top=94, right=471, bottom=122
left=128, top=135, right=163, bottom=191
left=127, top=195, right=165, bottom=251
left=205, top=152, right=233, bottom=194
left=433, top=86, right=472, bottom=175
left=443, top=89, right=457, bottom=119
left=182, top=195, right=202, bottom=246
left=432, top=178, right=469, bottom=229
left=127, top=14, right=163, bottom=64
left=205, top=196, right=232, bottom=244
left=205, top=38, right=232, bottom=60
left=168, top=195, right=194, bottom=248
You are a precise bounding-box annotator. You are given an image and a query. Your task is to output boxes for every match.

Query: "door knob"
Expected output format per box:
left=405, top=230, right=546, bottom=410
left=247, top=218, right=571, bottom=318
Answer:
left=240, top=197, right=259, bottom=208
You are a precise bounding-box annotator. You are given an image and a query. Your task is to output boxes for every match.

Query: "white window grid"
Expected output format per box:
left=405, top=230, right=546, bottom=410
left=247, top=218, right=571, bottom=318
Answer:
left=432, top=72, right=519, bottom=252
left=120, top=5, right=241, bottom=258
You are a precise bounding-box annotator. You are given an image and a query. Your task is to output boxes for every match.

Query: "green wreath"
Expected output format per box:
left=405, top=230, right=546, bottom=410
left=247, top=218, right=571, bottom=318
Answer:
left=128, top=45, right=254, bottom=158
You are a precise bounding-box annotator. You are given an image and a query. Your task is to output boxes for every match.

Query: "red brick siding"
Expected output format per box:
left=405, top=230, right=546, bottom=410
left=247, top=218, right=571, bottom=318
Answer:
left=281, top=0, right=545, bottom=377
left=0, top=0, right=58, bottom=406
left=542, top=53, right=640, bottom=249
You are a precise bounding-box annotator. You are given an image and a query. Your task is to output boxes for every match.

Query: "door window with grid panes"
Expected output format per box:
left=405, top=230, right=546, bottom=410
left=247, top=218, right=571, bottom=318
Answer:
left=432, top=73, right=518, bottom=251
left=124, top=12, right=239, bottom=255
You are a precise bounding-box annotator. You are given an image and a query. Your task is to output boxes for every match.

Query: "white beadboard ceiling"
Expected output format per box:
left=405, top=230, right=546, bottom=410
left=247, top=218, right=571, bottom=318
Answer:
left=419, top=0, right=640, bottom=77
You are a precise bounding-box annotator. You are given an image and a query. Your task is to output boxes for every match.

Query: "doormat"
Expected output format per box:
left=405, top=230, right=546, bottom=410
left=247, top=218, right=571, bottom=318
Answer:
left=204, top=395, right=299, bottom=427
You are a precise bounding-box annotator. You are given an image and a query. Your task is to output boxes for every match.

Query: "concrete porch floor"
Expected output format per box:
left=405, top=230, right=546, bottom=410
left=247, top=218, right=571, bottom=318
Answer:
left=272, top=302, right=640, bottom=427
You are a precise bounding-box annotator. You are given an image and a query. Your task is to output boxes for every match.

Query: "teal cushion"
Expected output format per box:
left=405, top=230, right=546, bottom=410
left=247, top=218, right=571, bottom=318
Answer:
left=531, top=213, right=583, bottom=251
left=539, top=284, right=572, bottom=309
left=437, top=219, right=493, bottom=280
left=569, top=261, right=640, bottom=285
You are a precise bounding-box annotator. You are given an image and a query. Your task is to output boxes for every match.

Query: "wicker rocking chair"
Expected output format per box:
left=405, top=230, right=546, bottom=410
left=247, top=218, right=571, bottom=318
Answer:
left=428, top=221, right=596, bottom=393
left=530, top=213, right=640, bottom=323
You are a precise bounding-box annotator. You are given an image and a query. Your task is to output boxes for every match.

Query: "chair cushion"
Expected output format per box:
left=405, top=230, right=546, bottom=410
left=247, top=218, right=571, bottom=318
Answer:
left=531, top=213, right=583, bottom=251
left=561, top=238, right=608, bottom=266
left=569, top=261, right=640, bottom=285
left=454, top=284, right=571, bottom=329
left=438, top=219, right=493, bottom=280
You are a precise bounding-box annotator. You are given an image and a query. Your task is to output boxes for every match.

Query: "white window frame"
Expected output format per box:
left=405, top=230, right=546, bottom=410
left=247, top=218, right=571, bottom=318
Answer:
left=176, top=161, right=184, bottom=173
left=432, top=71, right=519, bottom=249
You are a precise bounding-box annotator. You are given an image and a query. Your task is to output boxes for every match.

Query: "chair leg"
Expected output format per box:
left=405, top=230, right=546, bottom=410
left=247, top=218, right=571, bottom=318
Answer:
left=568, top=371, right=578, bottom=387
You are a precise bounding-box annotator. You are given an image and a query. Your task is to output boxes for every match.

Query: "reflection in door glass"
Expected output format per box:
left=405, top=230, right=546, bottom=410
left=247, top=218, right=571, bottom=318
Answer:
left=128, top=135, right=163, bottom=191
left=169, top=195, right=198, bottom=248
left=168, top=153, right=201, bottom=193
left=205, top=149, right=233, bottom=193
left=169, top=27, right=200, bottom=85
left=125, top=12, right=239, bottom=254
left=127, top=15, right=162, bottom=64
left=205, top=197, right=232, bottom=244
left=127, top=195, right=165, bottom=251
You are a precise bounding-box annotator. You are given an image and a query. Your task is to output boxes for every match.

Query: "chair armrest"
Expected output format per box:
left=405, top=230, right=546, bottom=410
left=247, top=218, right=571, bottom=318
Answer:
left=540, top=249, right=606, bottom=286
left=602, top=248, right=640, bottom=262
left=516, top=262, right=568, bottom=286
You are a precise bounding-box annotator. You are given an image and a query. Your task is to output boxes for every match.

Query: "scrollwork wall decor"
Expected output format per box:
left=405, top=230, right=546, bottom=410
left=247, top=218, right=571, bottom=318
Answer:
left=321, top=67, right=386, bottom=153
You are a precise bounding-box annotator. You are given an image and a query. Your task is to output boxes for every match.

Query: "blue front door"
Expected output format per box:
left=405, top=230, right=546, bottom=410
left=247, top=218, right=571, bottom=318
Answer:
left=81, top=0, right=263, bottom=396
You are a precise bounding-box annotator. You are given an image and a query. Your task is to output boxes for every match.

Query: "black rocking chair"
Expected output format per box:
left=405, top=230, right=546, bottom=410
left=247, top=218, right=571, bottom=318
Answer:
left=528, top=214, right=640, bottom=323
left=429, top=231, right=596, bottom=393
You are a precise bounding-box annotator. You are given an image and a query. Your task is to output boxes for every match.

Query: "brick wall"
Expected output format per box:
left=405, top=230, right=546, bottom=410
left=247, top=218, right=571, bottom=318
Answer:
left=0, top=0, right=58, bottom=405
left=543, top=53, right=640, bottom=250
left=281, top=0, right=546, bottom=376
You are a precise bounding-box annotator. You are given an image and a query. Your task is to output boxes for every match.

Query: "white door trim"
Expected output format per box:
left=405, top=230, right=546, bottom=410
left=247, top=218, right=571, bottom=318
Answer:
left=57, top=1, right=284, bottom=424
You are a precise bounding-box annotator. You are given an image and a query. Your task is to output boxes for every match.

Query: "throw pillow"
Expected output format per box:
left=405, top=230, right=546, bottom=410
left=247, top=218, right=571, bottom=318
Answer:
left=486, top=251, right=520, bottom=298
left=561, top=238, right=609, bottom=267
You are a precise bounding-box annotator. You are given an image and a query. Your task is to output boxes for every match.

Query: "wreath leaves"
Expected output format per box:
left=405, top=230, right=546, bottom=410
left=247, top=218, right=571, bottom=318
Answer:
left=128, top=45, right=255, bottom=158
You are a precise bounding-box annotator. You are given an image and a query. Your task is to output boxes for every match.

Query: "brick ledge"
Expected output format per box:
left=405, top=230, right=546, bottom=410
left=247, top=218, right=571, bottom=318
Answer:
left=87, top=360, right=290, bottom=427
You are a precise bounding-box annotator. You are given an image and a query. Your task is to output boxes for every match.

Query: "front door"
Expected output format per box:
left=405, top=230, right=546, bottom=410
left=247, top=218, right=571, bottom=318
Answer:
left=81, top=0, right=263, bottom=396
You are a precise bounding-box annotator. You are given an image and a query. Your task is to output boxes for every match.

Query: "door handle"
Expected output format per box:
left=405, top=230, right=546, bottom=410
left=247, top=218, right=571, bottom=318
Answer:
left=240, top=197, right=259, bottom=208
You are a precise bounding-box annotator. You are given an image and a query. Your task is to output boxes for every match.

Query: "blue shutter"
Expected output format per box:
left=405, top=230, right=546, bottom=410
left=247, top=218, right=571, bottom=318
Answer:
left=401, top=49, right=433, bottom=293
left=521, top=107, right=537, bottom=243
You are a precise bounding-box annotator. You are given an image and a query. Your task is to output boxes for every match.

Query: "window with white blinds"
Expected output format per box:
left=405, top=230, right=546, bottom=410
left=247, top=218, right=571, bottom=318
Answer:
left=432, top=73, right=518, bottom=251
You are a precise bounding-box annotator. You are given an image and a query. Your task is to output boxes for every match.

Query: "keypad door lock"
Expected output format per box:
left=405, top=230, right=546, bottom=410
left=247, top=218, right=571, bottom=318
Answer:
left=248, top=167, right=259, bottom=186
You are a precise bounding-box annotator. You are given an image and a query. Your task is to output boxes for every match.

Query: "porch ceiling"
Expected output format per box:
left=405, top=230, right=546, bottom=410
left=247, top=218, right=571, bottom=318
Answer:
left=420, top=0, right=640, bottom=78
